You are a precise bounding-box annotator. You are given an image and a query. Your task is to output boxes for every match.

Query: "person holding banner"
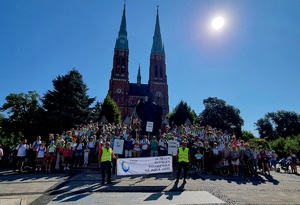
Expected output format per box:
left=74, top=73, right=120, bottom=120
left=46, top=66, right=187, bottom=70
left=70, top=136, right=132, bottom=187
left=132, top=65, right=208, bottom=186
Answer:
left=174, top=140, right=190, bottom=184
left=99, top=141, right=117, bottom=185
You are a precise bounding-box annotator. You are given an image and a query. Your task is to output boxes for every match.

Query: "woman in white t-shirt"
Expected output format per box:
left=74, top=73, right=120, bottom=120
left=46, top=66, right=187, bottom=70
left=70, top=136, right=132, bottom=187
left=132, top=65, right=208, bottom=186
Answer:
left=35, top=141, right=46, bottom=171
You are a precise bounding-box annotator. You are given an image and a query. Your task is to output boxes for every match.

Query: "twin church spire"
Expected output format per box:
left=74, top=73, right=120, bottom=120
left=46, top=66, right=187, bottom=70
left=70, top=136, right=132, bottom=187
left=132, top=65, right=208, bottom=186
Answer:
left=151, top=8, right=165, bottom=55
left=109, top=4, right=169, bottom=117
left=115, top=4, right=165, bottom=79
left=115, top=4, right=128, bottom=50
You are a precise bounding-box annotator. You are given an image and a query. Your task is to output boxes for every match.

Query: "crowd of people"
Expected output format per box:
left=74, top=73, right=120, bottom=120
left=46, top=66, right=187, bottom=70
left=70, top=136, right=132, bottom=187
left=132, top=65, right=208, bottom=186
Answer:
left=0, top=123, right=298, bottom=176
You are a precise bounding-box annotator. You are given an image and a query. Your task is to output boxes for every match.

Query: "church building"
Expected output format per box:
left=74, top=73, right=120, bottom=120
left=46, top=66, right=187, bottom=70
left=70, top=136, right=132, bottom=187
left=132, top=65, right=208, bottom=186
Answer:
left=108, top=5, right=169, bottom=120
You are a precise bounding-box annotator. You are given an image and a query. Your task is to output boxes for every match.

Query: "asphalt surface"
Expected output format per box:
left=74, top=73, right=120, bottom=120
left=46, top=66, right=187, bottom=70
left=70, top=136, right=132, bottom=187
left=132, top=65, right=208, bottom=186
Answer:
left=0, top=165, right=300, bottom=205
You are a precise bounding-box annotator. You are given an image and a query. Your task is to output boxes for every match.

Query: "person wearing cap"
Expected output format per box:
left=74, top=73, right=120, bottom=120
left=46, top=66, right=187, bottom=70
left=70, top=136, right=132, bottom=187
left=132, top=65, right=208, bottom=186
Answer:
left=150, top=136, right=158, bottom=157
left=140, top=135, right=150, bottom=157
left=87, top=135, right=96, bottom=163
left=158, top=134, right=168, bottom=156
left=230, top=146, right=240, bottom=176
left=173, top=140, right=190, bottom=184
left=244, top=143, right=254, bottom=176
left=99, top=141, right=117, bottom=185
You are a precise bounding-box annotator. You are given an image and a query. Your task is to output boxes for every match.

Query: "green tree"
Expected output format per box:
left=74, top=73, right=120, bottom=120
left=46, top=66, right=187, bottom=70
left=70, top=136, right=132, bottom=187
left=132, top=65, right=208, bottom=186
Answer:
left=99, top=94, right=121, bottom=124
left=269, top=137, right=286, bottom=158
left=198, top=97, right=244, bottom=136
left=248, top=138, right=270, bottom=149
left=168, top=100, right=197, bottom=126
left=0, top=91, right=42, bottom=142
left=255, top=110, right=300, bottom=140
left=42, top=69, right=95, bottom=132
left=91, top=101, right=102, bottom=122
left=242, top=130, right=255, bottom=142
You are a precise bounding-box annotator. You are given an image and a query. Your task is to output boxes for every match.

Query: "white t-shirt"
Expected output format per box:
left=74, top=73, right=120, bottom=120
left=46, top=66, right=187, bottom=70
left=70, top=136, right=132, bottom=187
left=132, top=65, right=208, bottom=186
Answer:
left=17, top=144, right=29, bottom=157
left=37, top=146, right=46, bottom=158
left=0, top=148, right=3, bottom=158
left=140, top=139, right=150, bottom=150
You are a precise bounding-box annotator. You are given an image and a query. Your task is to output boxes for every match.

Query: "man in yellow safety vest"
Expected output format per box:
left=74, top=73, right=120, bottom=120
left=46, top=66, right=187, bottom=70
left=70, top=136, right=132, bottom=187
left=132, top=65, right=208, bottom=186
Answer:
left=174, top=140, right=190, bottom=184
left=99, top=141, right=117, bottom=185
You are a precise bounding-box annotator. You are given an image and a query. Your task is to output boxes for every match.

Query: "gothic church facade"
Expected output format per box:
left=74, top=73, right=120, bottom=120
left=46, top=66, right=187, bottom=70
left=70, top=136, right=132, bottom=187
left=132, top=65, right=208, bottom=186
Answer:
left=108, top=5, right=169, bottom=120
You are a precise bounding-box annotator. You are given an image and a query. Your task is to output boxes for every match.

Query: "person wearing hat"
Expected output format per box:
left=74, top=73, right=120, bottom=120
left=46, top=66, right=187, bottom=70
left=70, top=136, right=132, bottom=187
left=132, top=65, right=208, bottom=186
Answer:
left=99, top=141, right=117, bottom=185
left=173, top=140, right=190, bottom=184
left=244, top=143, right=255, bottom=176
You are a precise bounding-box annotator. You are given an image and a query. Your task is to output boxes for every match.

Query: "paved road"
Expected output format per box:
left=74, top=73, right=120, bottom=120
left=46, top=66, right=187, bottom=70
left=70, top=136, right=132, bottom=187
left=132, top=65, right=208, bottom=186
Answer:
left=0, top=167, right=299, bottom=205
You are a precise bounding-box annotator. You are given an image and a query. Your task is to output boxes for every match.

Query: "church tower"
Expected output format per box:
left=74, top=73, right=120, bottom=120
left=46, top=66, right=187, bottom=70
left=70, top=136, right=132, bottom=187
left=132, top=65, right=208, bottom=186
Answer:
left=108, top=5, right=169, bottom=120
left=148, top=8, right=169, bottom=116
left=108, top=4, right=130, bottom=116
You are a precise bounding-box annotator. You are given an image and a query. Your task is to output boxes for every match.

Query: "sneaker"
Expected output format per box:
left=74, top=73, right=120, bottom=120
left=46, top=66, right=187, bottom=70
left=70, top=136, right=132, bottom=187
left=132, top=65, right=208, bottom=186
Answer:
left=183, top=179, right=187, bottom=184
left=175, top=179, right=179, bottom=184
left=67, top=167, right=70, bottom=170
left=64, top=167, right=67, bottom=170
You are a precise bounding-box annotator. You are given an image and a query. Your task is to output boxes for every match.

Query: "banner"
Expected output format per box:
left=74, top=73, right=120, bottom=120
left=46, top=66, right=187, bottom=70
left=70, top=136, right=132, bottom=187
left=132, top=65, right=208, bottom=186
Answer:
left=146, top=121, right=153, bottom=132
left=117, top=156, right=173, bottom=176
left=168, top=140, right=179, bottom=154
left=113, top=139, right=124, bottom=155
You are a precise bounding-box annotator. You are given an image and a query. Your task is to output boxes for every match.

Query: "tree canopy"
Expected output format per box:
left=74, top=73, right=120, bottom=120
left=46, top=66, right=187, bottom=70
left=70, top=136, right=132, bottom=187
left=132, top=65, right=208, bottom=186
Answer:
left=42, top=69, right=95, bottom=132
left=168, top=100, right=197, bottom=126
left=255, top=110, right=300, bottom=140
left=0, top=91, right=42, bottom=142
left=99, top=94, right=122, bottom=125
left=198, top=97, right=244, bottom=136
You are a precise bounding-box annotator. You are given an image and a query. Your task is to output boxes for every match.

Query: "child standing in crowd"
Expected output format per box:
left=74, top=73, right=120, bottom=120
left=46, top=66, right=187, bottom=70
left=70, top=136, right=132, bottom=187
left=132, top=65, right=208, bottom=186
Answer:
left=195, top=149, right=203, bottom=171
left=83, top=145, right=90, bottom=167
left=63, top=142, right=73, bottom=170
left=45, top=141, right=56, bottom=173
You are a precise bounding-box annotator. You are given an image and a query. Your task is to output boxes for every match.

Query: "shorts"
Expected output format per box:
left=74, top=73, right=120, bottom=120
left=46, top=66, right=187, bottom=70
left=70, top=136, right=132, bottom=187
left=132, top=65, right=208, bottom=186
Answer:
left=231, top=159, right=240, bottom=166
left=271, top=159, right=278, bottom=165
left=45, top=153, right=55, bottom=161
left=75, top=151, right=83, bottom=157
left=17, top=156, right=26, bottom=162
left=261, top=158, right=268, bottom=163
left=37, top=157, right=44, bottom=162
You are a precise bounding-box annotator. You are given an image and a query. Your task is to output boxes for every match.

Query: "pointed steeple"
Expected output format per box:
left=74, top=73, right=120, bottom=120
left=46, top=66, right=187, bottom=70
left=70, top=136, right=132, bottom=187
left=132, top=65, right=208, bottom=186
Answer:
left=137, top=64, right=141, bottom=86
left=115, top=4, right=129, bottom=50
left=151, top=7, right=164, bottom=55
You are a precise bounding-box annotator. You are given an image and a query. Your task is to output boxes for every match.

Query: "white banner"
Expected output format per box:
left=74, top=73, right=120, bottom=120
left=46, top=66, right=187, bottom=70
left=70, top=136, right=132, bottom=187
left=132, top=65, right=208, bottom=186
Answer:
left=117, top=156, right=173, bottom=176
left=168, top=140, right=179, bottom=155
left=113, top=139, right=124, bottom=155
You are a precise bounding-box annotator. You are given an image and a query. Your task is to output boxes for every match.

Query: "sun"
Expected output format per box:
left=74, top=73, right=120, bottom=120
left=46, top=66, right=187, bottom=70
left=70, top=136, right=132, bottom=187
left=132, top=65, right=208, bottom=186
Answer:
left=212, top=17, right=224, bottom=30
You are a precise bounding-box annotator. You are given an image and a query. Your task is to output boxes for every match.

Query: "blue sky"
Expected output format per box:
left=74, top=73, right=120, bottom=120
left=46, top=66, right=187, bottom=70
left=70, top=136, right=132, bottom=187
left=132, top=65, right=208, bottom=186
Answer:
left=1, top=0, right=300, bottom=136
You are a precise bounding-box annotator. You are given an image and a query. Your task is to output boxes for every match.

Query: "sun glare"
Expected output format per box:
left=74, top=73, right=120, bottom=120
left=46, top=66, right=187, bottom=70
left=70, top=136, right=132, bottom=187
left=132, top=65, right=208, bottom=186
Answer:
left=212, top=17, right=224, bottom=30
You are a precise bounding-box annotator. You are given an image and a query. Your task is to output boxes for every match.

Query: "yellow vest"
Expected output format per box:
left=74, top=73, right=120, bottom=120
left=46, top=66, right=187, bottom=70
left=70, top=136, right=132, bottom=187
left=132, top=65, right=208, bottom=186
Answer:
left=101, top=147, right=112, bottom=162
left=178, top=147, right=189, bottom=163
